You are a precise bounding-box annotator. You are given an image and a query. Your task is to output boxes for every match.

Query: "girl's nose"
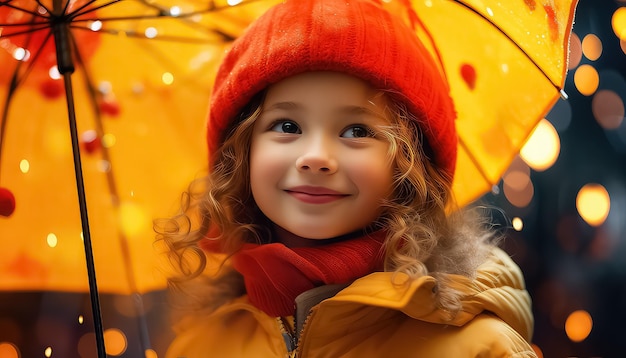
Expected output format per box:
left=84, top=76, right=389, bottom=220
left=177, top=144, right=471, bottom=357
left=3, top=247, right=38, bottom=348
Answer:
left=295, top=139, right=338, bottom=174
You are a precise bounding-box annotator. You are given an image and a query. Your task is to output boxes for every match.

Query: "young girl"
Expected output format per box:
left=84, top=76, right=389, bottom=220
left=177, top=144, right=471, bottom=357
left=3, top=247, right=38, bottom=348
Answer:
left=158, top=0, right=536, bottom=356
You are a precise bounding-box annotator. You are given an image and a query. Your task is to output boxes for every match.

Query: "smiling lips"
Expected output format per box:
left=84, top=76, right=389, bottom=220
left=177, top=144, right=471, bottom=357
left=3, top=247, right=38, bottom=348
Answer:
left=286, top=186, right=349, bottom=204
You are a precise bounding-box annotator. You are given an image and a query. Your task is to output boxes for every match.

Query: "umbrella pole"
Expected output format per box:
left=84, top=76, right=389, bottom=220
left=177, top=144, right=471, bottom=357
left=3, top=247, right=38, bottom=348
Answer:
left=52, top=11, right=107, bottom=358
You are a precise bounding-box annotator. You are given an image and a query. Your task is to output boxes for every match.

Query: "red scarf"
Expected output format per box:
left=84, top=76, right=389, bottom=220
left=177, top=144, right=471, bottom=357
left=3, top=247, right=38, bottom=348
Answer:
left=230, top=232, right=385, bottom=317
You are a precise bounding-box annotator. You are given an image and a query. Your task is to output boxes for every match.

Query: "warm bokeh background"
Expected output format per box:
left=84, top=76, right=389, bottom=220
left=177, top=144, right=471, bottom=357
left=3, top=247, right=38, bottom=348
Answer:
left=484, top=1, right=626, bottom=356
left=0, top=0, right=624, bottom=357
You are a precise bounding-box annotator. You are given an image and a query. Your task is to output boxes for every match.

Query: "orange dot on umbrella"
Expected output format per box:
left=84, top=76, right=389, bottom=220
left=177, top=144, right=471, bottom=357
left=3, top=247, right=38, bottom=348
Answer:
left=100, top=99, right=121, bottom=117
left=0, top=187, right=16, bottom=217
left=39, top=79, right=64, bottom=100
left=460, top=63, right=477, bottom=90
left=81, top=130, right=102, bottom=154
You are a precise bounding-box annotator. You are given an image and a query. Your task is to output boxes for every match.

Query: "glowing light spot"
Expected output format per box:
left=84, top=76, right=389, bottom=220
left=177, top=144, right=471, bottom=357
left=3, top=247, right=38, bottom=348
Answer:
left=504, top=177, right=534, bottom=208
left=89, top=20, right=102, bottom=31
left=19, top=159, right=30, bottom=173
left=520, top=119, right=560, bottom=171
left=97, top=160, right=111, bottom=173
left=486, top=7, right=494, bottom=17
left=46, top=233, right=58, bottom=248
left=162, top=72, right=174, bottom=85
left=574, top=64, right=599, bottom=96
left=0, top=342, right=19, bottom=358
left=102, top=133, right=116, bottom=148
left=577, top=184, right=610, bottom=226
left=227, top=0, right=243, bottom=5
left=581, top=34, right=602, bottom=61
left=104, top=328, right=128, bottom=356
left=612, top=7, right=626, bottom=40
left=503, top=170, right=530, bottom=191
left=565, top=310, right=593, bottom=342
left=568, top=33, right=582, bottom=69
left=592, top=90, right=625, bottom=130
left=49, top=66, right=61, bottom=80
left=145, top=349, right=158, bottom=358
left=44, top=346, right=52, bottom=357
left=78, top=315, right=84, bottom=324
left=119, top=202, right=148, bottom=237
left=144, top=27, right=158, bottom=39
left=512, top=217, right=524, bottom=231
left=98, top=81, right=112, bottom=94
left=500, top=63, right=509, bottom=73
left=169, top=6, right=181, bottom=16
left=13, top=47, right=29, bottom=61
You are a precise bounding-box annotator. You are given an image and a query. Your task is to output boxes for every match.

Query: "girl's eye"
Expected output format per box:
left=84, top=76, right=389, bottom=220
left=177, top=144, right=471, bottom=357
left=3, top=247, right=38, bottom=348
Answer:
left=341, top=125, right=374, bottom=138
left=270, top=120, right=301, bottom=134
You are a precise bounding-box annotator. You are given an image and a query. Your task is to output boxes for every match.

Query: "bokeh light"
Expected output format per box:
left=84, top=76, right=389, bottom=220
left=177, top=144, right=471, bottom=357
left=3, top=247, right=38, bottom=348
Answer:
left=565, top=310, right=593, bottom=342
left=568, top=33, right=582, bottom=69
left=0, top=343, right=19, bottom=358
left=520, top=119, right=560, bottom=171
left=19, top=159, right=29, bottom=173
left=119, top=202, right=149, bottom=237
left=582, top=33, right=603, bottom=60
left=592, top=90, right=625, bottom=129
left=574, top=64, right=600, bottom=95
left=161, top=72, right=174, bottom=85
left=612, top=7, right=626, bottom=40
left=46, top=233, right=58, bottom=248
left=103, top=328, right=127, bottom=356
left=576, top=184, right=611, bottom=226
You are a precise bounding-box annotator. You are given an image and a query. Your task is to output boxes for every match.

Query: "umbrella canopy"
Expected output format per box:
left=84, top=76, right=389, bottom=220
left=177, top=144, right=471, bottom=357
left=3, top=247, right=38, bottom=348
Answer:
left=0, top=0, right=578, bottom=294
left=381, top=0, right=577, bottom=206
left=0, top=0, right=272, bottom=294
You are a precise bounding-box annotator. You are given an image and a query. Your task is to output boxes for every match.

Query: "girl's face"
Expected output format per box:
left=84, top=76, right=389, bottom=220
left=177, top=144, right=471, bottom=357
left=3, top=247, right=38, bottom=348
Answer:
left=249, top=71, right=394, bottom=247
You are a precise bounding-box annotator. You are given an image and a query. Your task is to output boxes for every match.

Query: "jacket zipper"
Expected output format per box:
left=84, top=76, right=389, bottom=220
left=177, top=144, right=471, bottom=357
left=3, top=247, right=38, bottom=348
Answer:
left=278, top=316, right=298, bottom=358
left=278, top=283, right=351, bottom=357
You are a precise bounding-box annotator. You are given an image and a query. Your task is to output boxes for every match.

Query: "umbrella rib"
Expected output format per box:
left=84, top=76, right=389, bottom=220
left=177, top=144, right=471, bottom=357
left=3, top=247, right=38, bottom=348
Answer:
left=70, top=24, right=230, bottom=43
left=34, top=0, right=52, bottom=16
left=0, top=23, right=51, bottom=36
left=451, top=0, right=562, bottom=91
left=0, top=70, right=20, bottom=180
left=0, top=1, right=49, bottom=20
left=69, top=0, right=253, bottom=22
left=67, top=0, right=122, bottom=21
left=5, top=25, right=55, bottom=90
left=71, top=32, right=154, bottom=353
left=458, top=137, right=494, bottom=187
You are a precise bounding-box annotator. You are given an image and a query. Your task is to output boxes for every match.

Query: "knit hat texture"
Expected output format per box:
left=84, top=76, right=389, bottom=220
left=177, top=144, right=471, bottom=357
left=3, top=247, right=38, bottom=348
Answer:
left=208, top=0, right=458, bottom=178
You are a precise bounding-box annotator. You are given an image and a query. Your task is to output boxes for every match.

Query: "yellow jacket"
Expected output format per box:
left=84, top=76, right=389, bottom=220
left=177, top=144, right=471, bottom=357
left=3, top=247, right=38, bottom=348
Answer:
left=166, top=248, right=536, bottom=357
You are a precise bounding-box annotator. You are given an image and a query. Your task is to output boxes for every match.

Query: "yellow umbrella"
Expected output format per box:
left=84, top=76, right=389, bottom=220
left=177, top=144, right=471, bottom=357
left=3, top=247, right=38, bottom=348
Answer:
left=0, top=0, right=268, bottom=356
left=372, top=0, right=577, bottom=206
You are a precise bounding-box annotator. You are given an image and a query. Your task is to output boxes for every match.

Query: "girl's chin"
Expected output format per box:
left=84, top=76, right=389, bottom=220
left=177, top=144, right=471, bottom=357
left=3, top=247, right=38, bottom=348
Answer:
left=272, top=225, right=369, bottom=248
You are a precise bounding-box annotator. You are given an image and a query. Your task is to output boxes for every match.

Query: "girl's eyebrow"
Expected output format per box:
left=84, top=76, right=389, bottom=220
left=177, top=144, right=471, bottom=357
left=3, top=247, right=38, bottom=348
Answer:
left=264, top=101, right=385, bottom=119
left=263, top=101, right=301, bottom=111
left=337, top=105, right=386, bottom=119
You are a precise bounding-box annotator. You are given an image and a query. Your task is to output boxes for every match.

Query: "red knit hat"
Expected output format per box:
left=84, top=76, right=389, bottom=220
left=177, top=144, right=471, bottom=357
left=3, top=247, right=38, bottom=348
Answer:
left=208, top=0, right=457, bottom=178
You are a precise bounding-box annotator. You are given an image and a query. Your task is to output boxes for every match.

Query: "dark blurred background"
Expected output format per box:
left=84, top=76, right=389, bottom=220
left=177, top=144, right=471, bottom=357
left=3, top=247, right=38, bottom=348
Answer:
left=486, top=1, right=626, bottom=357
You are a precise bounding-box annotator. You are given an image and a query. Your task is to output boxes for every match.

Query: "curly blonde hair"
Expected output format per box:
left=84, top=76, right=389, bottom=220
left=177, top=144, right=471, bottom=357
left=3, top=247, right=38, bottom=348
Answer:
left=155, top=92, right=495, bottom=319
